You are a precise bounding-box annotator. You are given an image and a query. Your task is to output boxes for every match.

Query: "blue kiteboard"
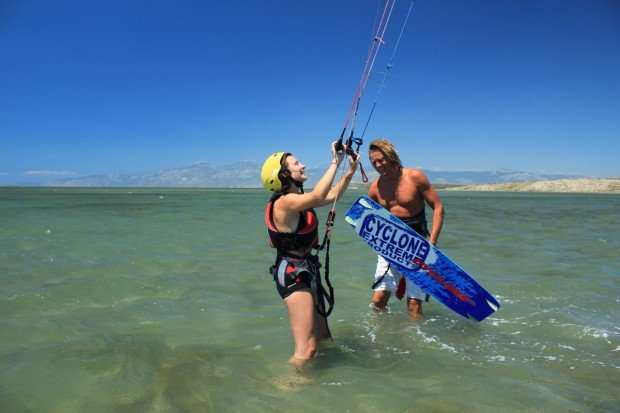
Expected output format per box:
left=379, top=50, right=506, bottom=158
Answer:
left=345, top=195, right=500, bottom=321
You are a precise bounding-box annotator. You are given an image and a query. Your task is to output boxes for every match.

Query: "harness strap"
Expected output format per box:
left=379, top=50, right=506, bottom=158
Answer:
left=318, top=235, right=335, bottom=318
left=315, top=210, right=336, bottom=318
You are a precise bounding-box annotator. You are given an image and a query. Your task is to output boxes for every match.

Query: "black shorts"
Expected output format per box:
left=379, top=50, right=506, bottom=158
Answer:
left=270, top=254, right=320, bottom=300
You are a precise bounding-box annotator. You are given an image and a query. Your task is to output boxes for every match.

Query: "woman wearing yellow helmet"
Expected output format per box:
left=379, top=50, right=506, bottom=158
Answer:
left=262, top=141, right=359, bottom=369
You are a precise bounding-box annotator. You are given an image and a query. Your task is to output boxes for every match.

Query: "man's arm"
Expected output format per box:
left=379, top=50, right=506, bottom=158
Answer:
left=413, top=170, right=444, bottom=245
left=367, top=179, right=379, bottom=202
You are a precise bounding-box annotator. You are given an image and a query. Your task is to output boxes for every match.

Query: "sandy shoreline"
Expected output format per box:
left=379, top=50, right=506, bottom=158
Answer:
left=445, top=178, right=620, bottom=193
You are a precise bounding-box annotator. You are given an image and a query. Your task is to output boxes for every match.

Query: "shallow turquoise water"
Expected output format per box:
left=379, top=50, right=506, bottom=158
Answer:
left=1, top=187, right=618, bottom=412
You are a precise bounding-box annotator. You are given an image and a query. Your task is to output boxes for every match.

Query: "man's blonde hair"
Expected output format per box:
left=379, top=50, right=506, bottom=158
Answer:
left=368, top=139, right=402, bottom=169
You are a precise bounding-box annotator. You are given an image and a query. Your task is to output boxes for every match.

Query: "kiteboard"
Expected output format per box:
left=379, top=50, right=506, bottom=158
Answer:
left=345, top=195, right=500, bottom=321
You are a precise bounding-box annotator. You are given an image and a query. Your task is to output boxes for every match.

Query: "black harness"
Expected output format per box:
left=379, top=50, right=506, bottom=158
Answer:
left=267, top=208, right=336, bottom=320
left=269, top=252, right=334, bottom=319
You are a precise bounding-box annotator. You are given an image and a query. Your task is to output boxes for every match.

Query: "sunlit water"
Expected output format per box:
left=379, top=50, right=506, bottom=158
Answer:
left=1, top=187, right=618, bottom=412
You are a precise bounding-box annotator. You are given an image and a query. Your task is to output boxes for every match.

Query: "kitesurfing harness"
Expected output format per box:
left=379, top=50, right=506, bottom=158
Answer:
left=266, top=194, right=335, bottom=319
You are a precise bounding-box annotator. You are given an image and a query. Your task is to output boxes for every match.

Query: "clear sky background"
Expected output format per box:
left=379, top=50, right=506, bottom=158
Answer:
left=1, top=0, right=619, bottom=185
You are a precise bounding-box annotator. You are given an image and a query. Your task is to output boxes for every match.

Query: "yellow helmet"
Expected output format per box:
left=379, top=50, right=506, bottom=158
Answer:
left=261, top=152, right=286, bottom=192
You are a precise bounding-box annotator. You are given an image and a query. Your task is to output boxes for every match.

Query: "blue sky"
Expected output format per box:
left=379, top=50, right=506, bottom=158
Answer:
left=1, top=0, right=619, bottom=185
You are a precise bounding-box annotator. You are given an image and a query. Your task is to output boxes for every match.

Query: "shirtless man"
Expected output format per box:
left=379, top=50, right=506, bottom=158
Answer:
left=367, top=138, right=445, bottom=318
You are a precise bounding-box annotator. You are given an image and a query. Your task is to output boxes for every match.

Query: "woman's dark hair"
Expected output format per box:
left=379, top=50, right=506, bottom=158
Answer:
left=278, top=152, right=293, bottom=193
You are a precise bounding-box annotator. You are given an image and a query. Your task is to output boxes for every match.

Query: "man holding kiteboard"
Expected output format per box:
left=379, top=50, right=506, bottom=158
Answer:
left=367, top=138, right=445, bottom=318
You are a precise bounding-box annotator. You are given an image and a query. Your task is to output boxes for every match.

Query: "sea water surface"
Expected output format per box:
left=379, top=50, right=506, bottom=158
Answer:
left=0, top=187, right=618, bottom=412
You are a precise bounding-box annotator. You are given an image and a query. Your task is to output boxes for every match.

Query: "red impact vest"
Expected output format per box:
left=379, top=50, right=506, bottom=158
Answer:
left=265, top=195, right=319, bottom=253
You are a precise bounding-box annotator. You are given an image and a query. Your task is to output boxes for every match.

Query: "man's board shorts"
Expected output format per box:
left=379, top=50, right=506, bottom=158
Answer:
left=371, top=208, right=430, bottom=301
left=371, top=255, right=427, bottom=300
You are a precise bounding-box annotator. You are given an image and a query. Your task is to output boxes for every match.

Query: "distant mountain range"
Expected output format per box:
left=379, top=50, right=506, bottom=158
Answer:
left=47, top=161, right=581, bottom=188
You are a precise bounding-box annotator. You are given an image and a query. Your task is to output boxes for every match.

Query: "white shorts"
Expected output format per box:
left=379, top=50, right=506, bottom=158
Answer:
left=372, top=255, right=427, bottom=300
